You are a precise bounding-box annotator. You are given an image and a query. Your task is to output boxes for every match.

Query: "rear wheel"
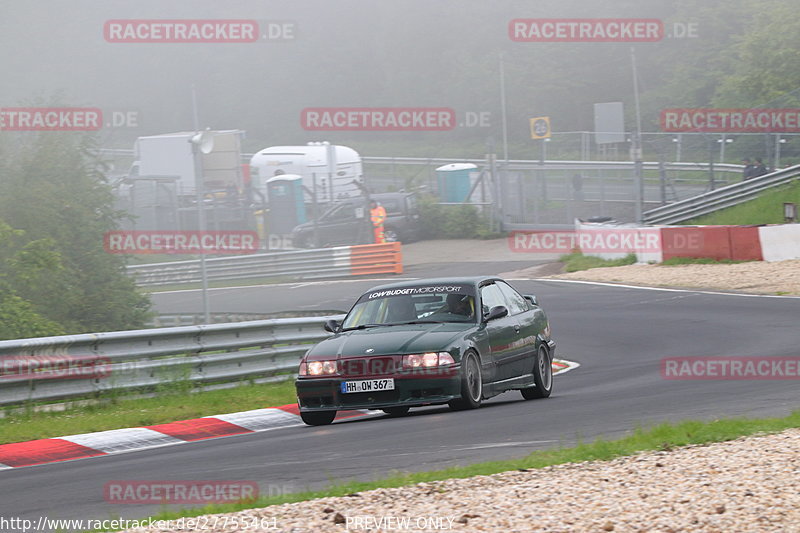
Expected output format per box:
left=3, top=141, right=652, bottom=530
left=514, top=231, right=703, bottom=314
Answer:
left=449, top=351, right=483, bottom=410
left=382, top=406, right=410, bottom=417
left=294, top=234, right=312, bottom=249
left=300, top=410, right=336, bottom=426
left=521, top=345, right=553, bottom=400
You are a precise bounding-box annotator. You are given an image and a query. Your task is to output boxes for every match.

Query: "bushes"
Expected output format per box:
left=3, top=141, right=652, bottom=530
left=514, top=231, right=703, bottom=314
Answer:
left=417, top=195, right=499, bottom=240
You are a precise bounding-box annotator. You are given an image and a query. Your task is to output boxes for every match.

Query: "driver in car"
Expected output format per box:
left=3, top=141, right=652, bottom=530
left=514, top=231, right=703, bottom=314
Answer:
left=446, top=293, right=474, bottom=318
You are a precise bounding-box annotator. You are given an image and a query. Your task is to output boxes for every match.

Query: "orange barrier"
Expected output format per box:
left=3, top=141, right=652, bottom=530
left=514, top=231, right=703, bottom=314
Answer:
left=661, top=226, right=763, bottom=261
left=349, top=242, right=403, bottom=276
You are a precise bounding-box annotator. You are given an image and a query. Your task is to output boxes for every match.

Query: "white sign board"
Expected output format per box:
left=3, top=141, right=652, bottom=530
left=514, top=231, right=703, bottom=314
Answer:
left=594, top=102, right=626, bottom=144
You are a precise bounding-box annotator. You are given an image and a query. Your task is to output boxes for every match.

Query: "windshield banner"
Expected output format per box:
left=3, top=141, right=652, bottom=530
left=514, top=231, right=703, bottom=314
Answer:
left=360, top=284, right=474, bottom=302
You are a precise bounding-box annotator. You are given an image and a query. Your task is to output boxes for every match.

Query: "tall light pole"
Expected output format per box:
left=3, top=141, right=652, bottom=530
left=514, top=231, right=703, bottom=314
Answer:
left=191, top=85, right=211, bottom=323
left=499, top=52, right=510, bottom=164
left=497, top=53, right=509, bottom=230
left=630, top=47, right=644, bottom=223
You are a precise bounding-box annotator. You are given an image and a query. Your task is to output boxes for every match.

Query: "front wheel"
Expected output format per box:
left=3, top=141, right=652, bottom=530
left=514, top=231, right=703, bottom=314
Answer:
left=300, top=410, right=336, bottom=426
left=383, top=227, right=401, bottom=243
left=449, top=351, right=483, bottom=410
left=521, top=345, right=553, bottom=400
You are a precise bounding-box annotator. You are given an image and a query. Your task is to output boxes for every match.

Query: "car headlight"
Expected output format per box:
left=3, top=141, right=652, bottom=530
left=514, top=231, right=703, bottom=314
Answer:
left=300, top=360, right=337, bottom=376
left=402, top=352, right=455, bottom=369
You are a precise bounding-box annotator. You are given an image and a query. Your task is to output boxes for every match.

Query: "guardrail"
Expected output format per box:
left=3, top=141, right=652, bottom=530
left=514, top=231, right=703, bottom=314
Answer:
left=127, top=242, right=403, bottom=287
left=362, top=156, right=743, bottom=174
left=100, top=149, right=743, bottom=175
left=151, top=311, right=345, bottom=327
left=0, top=315, right=344, bottom=406
left=642, top=165, right=800, bottom=225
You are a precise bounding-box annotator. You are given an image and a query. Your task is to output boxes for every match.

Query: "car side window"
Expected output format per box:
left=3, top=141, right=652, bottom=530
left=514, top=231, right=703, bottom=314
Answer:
left=381, top=199, right=399, bottom=214
left=326, top=205, right=354, bottom=221
left=479, top=284, right=506, bottom=317
left=497, top=281, right=528, bottom=315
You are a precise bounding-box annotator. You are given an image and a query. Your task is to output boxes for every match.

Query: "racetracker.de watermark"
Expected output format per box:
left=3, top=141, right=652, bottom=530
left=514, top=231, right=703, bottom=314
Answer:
left=301, top=108, right=456, bottom=131
left=103, top=230, right=258, bottom=254
left=0, top=107, right=102, bottom=131
left=104, top=19, right=297, bottom=43
left=509, top=18, right=664, bottom=42
left=661, top=357, right=800, bottom=380
left=103, top=480, right=260, bottom=504
left=508, top=229, right=663, bottom=254
left=660, top=108, right=800, bottom=133
left=0, top=355, right=111, bottom=381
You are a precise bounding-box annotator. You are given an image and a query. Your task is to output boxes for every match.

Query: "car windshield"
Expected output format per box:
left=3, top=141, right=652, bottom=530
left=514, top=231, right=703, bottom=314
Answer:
left=341, top=284, right=477, bottom=329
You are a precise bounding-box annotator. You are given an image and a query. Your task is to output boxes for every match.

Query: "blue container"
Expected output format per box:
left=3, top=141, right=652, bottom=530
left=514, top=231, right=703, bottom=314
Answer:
left=435, top=163, right=477, bottom=203
left=266, top=175, right=306, bottom=233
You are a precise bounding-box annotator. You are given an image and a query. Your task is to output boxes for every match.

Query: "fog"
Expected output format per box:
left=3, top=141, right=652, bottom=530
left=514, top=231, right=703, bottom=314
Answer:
left=2, top=0, right=710, bottom=154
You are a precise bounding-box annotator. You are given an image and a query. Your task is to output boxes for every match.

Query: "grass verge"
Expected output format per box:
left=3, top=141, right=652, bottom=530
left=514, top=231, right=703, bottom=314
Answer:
left=88, top=408, right=800, bottom=531
left=0, top=380, right=298, bottom=445
left=686, top=180, right=800, bottom=225
left=560, top=252, right=637, bottom=272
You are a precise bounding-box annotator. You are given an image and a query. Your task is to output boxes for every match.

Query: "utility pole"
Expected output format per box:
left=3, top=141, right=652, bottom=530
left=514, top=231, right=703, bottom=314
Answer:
left=191, top=85, right=211, bottom=324
left=630, top=48, right=644, bottom=223
left=499, top=53, right=509, bottom=165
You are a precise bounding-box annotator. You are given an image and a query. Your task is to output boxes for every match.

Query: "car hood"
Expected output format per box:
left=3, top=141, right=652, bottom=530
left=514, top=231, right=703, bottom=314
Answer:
left=306, top=323, right=474, bottom=359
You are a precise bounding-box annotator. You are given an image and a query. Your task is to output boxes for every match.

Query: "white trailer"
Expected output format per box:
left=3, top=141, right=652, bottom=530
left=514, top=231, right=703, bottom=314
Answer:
left=129, top=130, right=245, bottom=195
left=249, top=142, right=363, bottom=203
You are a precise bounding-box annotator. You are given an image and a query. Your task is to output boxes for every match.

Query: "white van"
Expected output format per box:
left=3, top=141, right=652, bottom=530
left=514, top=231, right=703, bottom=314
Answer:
left=249, top=142, right=363, bottom=204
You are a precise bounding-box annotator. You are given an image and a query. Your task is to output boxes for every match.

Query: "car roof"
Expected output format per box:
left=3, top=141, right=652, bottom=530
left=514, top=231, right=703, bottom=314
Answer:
left=363, top=276, right=501, bottom=293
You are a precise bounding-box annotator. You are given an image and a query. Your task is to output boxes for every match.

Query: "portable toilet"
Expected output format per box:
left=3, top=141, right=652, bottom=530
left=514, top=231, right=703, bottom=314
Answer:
left=266, top=174, right=306, bottom=234
left=435, top=163, right=476, bottom=203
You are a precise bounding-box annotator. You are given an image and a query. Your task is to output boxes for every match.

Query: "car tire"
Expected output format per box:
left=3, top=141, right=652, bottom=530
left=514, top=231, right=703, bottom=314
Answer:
left=294, top=235, right=312, bottom=249
left=384, top=227, right=402, bottom=243
left=521, top=344, right=553, bottom=400
left=449, top=351, right=483, bottom=411
left=300, top=410, right=336, bottom=426
left=382, top=406, right=410, bottom=417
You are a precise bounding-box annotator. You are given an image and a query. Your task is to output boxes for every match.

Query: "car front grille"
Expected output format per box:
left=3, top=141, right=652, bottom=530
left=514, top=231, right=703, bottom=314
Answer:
left=339, top=356, right=398, bottom=377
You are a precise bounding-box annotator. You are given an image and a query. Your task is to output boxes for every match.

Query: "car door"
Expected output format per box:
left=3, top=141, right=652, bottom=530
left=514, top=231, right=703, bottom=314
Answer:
left=318, top=203, right=361, bottom=246
left=479, top=282, right=524, bottom=382
left=496, top=281, right=539, bottom=378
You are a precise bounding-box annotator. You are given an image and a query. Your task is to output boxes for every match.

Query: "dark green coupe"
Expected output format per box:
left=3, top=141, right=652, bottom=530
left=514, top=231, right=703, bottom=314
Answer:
left=295, top=276, right=555, bottom=426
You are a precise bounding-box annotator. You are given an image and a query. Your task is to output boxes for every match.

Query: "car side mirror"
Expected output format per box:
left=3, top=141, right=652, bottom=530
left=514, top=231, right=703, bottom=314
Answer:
left=324, top=319, right=340, bottom=333
left=524, top=294, right=538, bottom=306
left=484, top=305, right=508, bottom=321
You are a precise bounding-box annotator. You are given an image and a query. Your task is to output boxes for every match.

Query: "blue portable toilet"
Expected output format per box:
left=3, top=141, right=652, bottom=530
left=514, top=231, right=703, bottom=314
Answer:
left=435, top=163, right=476, bottom=203
left=266, top=174, right=306, bottom=234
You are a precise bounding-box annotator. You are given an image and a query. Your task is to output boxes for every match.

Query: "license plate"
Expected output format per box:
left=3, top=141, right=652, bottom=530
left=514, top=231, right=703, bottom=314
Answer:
left=341, top=378, right=395, bottom=394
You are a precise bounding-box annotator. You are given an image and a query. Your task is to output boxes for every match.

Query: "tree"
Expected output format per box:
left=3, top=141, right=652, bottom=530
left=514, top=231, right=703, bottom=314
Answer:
left=0, top=129, right=151, bottom=335
left=713, top=0, right=800, bottom=107
left=0, top=220, right=65, bottom=340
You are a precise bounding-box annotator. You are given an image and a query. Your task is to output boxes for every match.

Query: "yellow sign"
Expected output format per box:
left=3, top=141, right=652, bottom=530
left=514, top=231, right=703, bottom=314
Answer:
left=530, top=116, right=551, bottom=139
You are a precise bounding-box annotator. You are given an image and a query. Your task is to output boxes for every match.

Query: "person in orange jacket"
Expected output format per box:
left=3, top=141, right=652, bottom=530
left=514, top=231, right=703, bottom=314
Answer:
left=370, top=200, right=387, bottom=244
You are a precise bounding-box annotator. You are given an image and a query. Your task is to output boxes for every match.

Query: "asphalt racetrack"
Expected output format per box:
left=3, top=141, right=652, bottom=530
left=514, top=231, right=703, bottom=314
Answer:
left=2, top=265, right=799, bottom=529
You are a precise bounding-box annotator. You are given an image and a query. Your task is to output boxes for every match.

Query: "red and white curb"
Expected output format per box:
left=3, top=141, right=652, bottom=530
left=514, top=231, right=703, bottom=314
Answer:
left=553, top=358, right=580, bottom=375
left=0, top=405, right=368, bottom=469
left=0, top=360, right=578, bottom=470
